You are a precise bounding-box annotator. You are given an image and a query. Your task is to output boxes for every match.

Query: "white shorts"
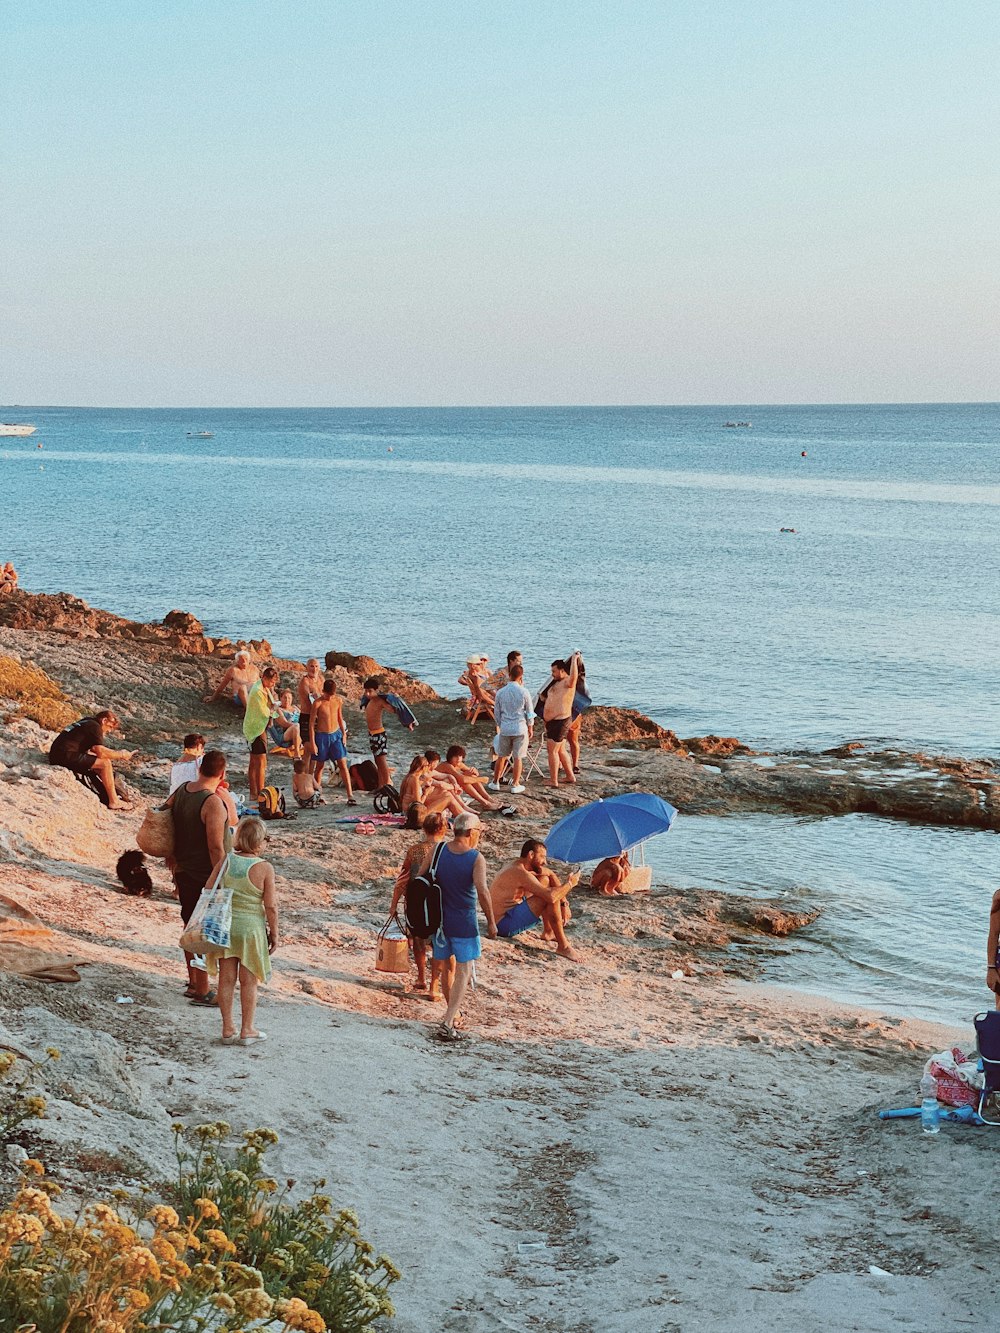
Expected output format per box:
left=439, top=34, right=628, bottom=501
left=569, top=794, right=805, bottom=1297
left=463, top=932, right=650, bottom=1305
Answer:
left=495, top=731, right=528, bottom=759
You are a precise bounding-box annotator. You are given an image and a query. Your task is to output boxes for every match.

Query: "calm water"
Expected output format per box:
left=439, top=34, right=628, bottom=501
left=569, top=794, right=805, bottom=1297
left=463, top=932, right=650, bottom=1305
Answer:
left=4, top=403, right=999, bottom=1021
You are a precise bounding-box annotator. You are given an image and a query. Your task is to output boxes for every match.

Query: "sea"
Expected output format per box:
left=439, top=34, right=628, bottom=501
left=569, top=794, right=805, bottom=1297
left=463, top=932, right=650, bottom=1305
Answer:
left=3, top=403, right=999, bottom=1025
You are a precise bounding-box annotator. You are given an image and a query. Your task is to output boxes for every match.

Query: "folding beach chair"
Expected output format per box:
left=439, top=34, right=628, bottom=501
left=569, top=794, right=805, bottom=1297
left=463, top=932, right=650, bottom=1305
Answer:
left=974, top=1010, right=1000, bottom=1125
left=522, top=733, right=546, bottom=782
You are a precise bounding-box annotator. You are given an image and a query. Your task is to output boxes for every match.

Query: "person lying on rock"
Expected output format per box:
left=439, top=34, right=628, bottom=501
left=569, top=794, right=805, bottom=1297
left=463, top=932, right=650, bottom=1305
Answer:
left=490, top=839, right=581, bottom=961
left=591, top=851, right=631, bottom=896
left=47, top=709, right=136, bottom=810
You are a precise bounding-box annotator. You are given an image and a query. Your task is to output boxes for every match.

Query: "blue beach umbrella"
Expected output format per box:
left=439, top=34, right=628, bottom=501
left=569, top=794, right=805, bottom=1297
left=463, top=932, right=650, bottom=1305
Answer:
left=545, top=792, right=677, bottom=863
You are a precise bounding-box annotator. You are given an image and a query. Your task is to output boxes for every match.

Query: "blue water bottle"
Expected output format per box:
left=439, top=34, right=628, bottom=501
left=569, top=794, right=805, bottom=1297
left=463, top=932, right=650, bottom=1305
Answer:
left=919, top=1074, right=940, bottom=1135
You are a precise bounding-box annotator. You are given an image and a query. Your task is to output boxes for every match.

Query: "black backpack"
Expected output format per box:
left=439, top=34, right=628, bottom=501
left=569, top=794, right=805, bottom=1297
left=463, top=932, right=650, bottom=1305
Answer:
left=372, top=783, right=402, bottom=814
left=405, top=841, right=445, bottom=937
left=349, top=759, right=379, bottom=791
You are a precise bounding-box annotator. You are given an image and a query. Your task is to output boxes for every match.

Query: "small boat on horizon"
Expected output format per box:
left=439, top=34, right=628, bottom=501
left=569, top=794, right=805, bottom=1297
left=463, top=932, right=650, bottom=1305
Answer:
left=722, top=421, right=752, bottom=428
left=0, top=423, right=37, bottom=436
left=187, top=430, right=214, bottom=439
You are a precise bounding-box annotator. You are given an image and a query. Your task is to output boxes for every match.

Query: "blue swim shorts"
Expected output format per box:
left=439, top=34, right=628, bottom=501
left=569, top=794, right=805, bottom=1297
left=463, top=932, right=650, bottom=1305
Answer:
left=496, top=899, right=541, bottom=938
left=432, top=933, right=482, bottom=963
left=314, top=730, right=347, bottom=763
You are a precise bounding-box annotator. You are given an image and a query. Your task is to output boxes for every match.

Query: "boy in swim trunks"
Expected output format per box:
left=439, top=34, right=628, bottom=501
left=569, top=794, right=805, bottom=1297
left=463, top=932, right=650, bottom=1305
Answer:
left=489, top=839, right=581, bottom=960
left=310, top=679, right=355, bottom=803
left=362, top=676, right=394, bottom=786
left=292, top=759, right=326, bottom=808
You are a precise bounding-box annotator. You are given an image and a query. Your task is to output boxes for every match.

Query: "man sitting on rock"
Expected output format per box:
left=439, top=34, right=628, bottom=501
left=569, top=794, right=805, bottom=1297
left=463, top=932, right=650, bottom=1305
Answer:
left=204, top=650, right=260, bottom=709
left=48, top=709, right=136, bottom=810
left=490, top=839, right=581, bottom=961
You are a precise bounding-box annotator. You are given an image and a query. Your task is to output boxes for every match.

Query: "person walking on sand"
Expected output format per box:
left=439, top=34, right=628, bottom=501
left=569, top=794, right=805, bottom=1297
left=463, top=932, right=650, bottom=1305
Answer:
left=310, top=679, right=355, bottom=803
left=243, top=666, right=279, bottom=801
left=415, top=810, right=497, bottom=1042
left=489, top=662, right=534, bottom=794
left=205, top=650, right=259, bottom=709
left=391, top=810, right=449, bottom=994
left=166, top=749, right=232, bottom=1005
left=297, top=658, right=324, bottom=758
left=48, top=709, right=137, bottom=810
left=490, top=839, right=581, bottom=960
left=543, top=652, right=581, bottom=787
left=207, top=816, right=278, bottom=1046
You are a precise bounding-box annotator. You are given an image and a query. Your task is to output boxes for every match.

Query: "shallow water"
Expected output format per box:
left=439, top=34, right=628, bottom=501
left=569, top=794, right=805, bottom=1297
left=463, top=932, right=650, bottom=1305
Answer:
left=645, top=812, right=995, bottom=1025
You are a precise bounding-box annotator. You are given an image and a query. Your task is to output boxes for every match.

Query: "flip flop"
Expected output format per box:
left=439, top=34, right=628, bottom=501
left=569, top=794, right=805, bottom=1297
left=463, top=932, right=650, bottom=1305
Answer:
left=188, top=990, right=217, bottom=1007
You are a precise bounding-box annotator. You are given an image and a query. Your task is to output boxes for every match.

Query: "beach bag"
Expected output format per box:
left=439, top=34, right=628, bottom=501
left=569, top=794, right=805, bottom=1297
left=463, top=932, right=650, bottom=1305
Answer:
left=373, top=783, right=401, bottom=815
left=375, top=915, right=410, bottom=974
left=178, top=855, right=233, bottom=954
left=349, top=760, right=379, bottom=791
left=405, top=841, right=445, bottom=937
left=258, top=786, right=286, bottom=820
left=135, top=804, right=175, bottom=859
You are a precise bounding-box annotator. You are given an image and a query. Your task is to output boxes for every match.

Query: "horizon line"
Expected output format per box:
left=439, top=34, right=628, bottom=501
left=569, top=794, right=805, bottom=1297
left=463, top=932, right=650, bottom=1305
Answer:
left=4, top=399, right=1000, bottom=412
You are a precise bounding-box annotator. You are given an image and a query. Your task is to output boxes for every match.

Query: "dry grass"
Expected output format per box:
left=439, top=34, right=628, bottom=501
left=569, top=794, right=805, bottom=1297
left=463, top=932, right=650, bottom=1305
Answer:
left=0, top=654, right=75, bottom=731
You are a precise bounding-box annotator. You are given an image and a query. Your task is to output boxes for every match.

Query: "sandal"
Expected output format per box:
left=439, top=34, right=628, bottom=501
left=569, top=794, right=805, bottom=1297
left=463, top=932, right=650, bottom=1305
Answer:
left=188, top=990, right=217, bottom=1006
left=435, top=1023, right=465, bottom=1043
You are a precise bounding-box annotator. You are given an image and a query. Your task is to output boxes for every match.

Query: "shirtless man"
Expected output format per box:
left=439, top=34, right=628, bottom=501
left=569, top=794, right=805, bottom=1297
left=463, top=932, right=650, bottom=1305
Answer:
left=205, top=651, right=260, bottom=708
left=310, top=680, right=355, bottom=802
left=436, top=745, right=502, bottom=811
left=490, top=839, right=581, bottom=960
left=297, top=658, right=324, bottom=759
left=543, top=652, right=580, bottom=787
left=591, top=851, right=631, bottom=895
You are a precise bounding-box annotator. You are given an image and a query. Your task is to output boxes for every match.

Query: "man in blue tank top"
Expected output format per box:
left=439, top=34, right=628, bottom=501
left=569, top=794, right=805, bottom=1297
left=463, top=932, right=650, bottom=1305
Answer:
left=424, top=810, right=497, bottom=1042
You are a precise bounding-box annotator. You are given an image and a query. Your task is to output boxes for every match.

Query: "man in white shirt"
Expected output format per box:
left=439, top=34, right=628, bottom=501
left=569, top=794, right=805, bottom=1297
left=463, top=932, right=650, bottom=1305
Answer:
left=488, top=663, right=534, bottom=794
left=168, top=733, right=205, bottom=795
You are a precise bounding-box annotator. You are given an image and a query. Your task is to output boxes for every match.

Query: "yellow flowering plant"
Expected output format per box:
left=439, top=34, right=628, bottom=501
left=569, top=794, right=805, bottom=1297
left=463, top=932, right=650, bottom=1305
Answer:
left=0, top=1109, right=397, bottom=1332
left=0, top=1047, right=59, bottom=1140
left=170, top=1122, right=399, bottom=1331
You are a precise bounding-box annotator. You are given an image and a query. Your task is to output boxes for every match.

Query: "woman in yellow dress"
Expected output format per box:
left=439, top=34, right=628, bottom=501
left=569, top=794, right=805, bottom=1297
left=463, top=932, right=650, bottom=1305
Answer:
left=208, top=816, right=278, bottom=1046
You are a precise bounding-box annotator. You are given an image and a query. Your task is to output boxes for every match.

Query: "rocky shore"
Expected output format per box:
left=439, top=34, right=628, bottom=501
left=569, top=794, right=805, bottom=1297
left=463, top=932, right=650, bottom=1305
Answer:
left=0, top=587, right=994, bottom=1330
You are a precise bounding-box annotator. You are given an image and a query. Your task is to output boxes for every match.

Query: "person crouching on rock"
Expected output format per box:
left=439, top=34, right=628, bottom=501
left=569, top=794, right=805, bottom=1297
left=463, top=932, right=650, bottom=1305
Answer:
left=208, top=816, right=278, bottom=1046
left=47, top=709, right=136, bottom=811
left=591, top=851, right=631, bottom=896
left=166, top=749, right=232, bottom=1005
left=490, top=839, right=581, bottom=960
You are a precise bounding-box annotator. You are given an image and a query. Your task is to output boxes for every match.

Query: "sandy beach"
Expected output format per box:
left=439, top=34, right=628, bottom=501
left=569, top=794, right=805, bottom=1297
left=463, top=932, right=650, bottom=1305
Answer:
left=0, top=595, right=995, bottom=1331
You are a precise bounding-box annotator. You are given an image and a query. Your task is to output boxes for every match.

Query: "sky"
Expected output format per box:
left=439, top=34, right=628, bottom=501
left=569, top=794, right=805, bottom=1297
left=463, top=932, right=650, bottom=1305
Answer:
left=3, top=1, right=998, bottom=407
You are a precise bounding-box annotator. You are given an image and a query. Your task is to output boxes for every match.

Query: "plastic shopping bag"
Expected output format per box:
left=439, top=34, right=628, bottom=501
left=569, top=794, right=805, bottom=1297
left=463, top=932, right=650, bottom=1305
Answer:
left=179, top=855, right=233, bottom=954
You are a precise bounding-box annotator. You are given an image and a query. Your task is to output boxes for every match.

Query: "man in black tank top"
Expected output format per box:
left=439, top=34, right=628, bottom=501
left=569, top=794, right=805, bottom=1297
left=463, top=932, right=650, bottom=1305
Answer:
left=166, top=749, right=230, bottom=1003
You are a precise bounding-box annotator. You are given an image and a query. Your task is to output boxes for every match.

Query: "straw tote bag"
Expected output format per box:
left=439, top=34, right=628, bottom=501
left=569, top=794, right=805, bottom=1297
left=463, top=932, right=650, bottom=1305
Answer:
left=135, top=804, right=175, bottom=859
left=375, top=915, right=410, bottom=975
